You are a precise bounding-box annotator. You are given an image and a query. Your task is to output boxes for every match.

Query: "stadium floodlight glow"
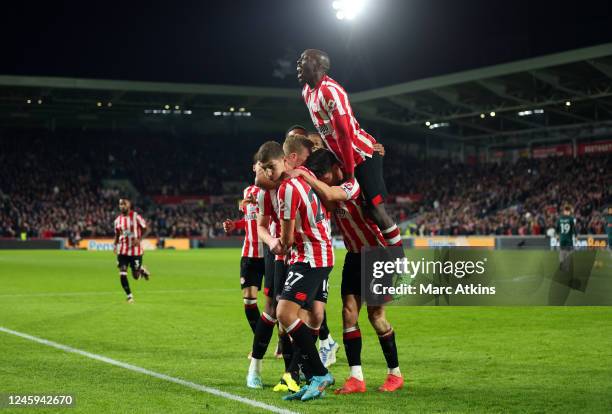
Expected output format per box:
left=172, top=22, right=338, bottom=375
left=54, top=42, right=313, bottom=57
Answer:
left=480, top=113, right=485, bottom=119
left=518, top=109, right=544, bottom=117
left=26, top=99, right=31, bottom=104
left=425, top=121, right=431, bottom=126
left=96, top=102, right=102, bottom=107
left=490, top=111, right=496, bottom=117
left=37, top=99, right=42, bottom=105
left=565, top=101, right=571, bottom=107
left=175, top=105, right=180, bottom=110
left=229, top=107, right=235, bottom=112
left=428, top=122, right=450, bottom=130
left=239, top=107, right=245, bottom=112
left=164, top=104, right=170, bottom=110
left=333, top=0, right=365, bottom=20
left=213, top=111, right=222, bottom=116
left=107, top=102, right=112, bottom=107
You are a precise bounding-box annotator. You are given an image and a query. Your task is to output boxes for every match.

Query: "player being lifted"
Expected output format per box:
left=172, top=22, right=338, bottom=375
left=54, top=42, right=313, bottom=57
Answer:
left=297, top=49, right=402, bottom=249
left=113, top=197, right=151, bottom=303
left=223, top=166, right=270, bottom=337
left=257, top=141, right=335, bottom=401
left=290, top=149, right=404, bottom=393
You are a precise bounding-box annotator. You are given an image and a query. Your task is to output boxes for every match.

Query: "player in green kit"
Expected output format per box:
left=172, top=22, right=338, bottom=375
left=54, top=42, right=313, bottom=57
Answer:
left=556, top=205, right=576, bottom=270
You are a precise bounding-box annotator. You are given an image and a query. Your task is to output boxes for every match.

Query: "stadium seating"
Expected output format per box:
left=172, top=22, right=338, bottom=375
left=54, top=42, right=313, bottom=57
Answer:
left=0, top=130, right=609, bottom=238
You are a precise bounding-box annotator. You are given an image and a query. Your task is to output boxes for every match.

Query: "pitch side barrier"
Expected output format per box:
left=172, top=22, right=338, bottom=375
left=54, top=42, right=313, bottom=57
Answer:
left=403, top=235, right=608, bottom=250
left=0, top=238, right=65, bottom=249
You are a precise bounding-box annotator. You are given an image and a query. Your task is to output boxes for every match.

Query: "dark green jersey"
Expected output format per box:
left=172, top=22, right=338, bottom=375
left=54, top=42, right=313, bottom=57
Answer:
left=556, top=215, right=576, bottom=248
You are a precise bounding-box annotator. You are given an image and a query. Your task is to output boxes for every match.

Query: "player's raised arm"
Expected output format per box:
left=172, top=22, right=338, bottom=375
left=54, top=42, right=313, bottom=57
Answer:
left=319, top=86, right=356, bottom=177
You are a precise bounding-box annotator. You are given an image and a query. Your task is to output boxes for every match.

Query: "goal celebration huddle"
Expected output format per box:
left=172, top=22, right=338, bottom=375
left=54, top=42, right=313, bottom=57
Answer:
left=221, top=49, right=405, bottom=401
left=110, top=49, right=405, bottom=402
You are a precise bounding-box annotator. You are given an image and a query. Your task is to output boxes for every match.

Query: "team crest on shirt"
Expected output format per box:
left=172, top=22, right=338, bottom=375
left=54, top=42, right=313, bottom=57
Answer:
left=325, top=99, right=336, bottom=113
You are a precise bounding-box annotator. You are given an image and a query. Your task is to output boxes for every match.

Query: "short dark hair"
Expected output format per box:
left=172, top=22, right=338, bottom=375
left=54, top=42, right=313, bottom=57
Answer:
left=256, top=141, right=284, bottom=164
left=304, top=149, right=338, bottom=178
left=285, top=124, right=308, bottom=137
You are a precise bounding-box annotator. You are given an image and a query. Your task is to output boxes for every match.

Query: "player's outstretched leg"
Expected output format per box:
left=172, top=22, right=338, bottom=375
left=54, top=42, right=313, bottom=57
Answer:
left=368, top=203, right=403, bottom=248
left=367, top=306, right=404, bottom=392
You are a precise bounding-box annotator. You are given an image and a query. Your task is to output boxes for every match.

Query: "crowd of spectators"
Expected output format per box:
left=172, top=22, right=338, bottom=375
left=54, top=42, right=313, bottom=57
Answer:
left=0, top=130, right=609, bottom=239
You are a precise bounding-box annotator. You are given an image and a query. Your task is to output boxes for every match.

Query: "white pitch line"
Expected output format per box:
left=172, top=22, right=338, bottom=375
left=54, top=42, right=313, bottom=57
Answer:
left=0, top=288, right=235, bottom=298
left=0, top=326, right=299, bottom=414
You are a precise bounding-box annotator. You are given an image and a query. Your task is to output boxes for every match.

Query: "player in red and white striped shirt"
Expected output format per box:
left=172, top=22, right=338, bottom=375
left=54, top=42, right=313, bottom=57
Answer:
left=297, top=49, right=403, bottom=249
left=254, top=141, right=334, bottom=400
left=223, top=182, right=267, bottom=338
left=113, top=197, right=151, bottom=303
left=291, top=149, right=404, bottom=393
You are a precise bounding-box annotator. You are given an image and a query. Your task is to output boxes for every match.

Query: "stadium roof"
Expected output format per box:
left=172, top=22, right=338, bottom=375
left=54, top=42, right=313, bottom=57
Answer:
left=2, top=42, right=612, bottom=145
left=351, top=42, right=612, bottom=146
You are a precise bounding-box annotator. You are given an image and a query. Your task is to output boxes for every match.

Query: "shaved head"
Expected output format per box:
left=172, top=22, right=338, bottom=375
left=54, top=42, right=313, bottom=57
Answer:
left=297, top=49, right=331, bottom=87
left=305, top=49, right=330, bottom=71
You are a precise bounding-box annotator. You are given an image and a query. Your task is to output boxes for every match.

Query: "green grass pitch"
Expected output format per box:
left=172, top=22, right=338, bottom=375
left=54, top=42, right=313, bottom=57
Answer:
left=0, top=249, right=611, bottom=413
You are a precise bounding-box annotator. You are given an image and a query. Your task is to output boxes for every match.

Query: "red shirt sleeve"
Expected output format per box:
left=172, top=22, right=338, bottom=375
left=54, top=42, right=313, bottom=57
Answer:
left=340, top=177, right=361, bottom=201
left=234, top=218, right=246, bottom=230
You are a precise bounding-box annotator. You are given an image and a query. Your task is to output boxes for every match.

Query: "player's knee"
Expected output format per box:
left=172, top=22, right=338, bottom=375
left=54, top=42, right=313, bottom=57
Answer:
left=276, top=300, right=297, bottom=328
left=303, top=301, right=324, bottom=329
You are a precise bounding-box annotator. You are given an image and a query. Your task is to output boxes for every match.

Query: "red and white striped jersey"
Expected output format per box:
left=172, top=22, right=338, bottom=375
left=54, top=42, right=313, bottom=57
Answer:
left=256, top=188, right=285, bottom=261
left=114, top=211, right=146, bottom=256
left=241, top=185, right=264, bottom=258
left=302, top=75, right=376, bottom=175
left=277, top=167, right=334, bottom=268
left=333, top=178, right=386, bottom=253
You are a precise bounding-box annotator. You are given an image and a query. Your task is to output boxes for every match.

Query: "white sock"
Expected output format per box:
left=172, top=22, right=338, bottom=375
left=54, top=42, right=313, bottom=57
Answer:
left=328, top=334, right=335, bottom=344
left=388, top=367, right=401, bottom=376
left=249, top=358, right=262, bottom=374
left=350, top=365, right=364, bottom=381
left=127, top=293, right=133, bottom=299
left=319, top=338, right=329, bottom=349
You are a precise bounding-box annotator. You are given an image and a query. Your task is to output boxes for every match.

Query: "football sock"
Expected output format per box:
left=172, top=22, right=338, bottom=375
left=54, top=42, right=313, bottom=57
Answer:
left=286, top=319, right=327, bottom=377
left=378, top=328, right=399, bottom=370
left=243, top=297, right=260, bottom=334
left=120, top=272, right=131, bottom=296
left=251, top=312, right=276, bottom=359
left=343, top=326, right=363, bottom=367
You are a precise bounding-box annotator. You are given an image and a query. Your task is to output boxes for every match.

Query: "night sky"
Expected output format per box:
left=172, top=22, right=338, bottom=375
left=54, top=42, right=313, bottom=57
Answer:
left=3, top=0, right=612, bottom=91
